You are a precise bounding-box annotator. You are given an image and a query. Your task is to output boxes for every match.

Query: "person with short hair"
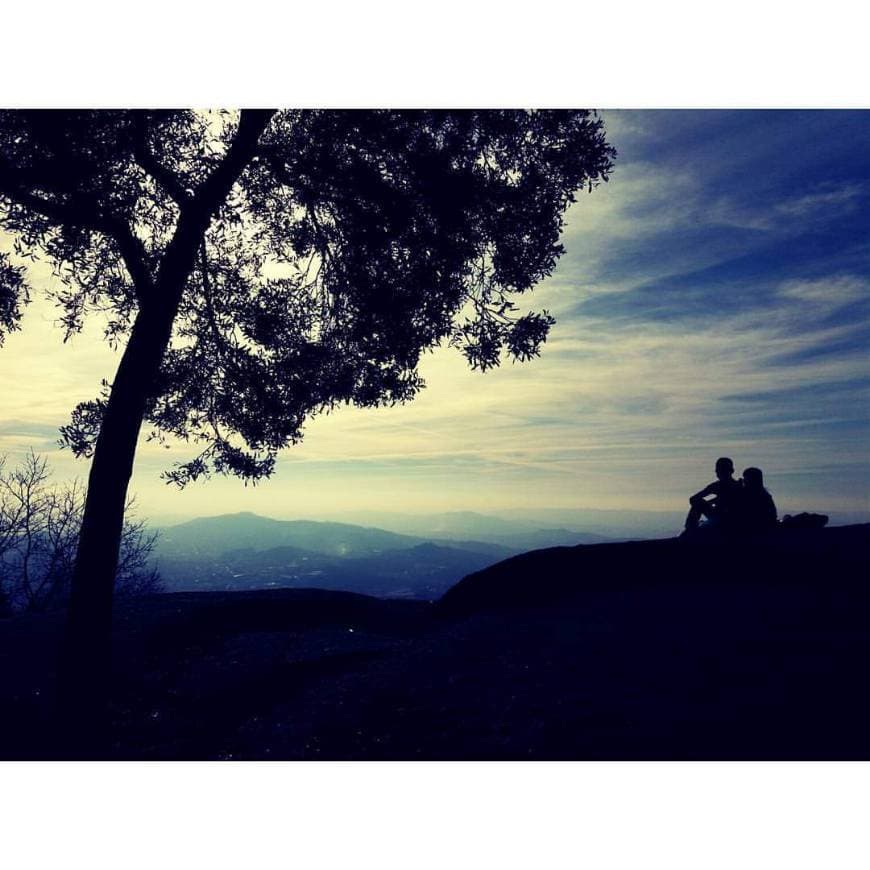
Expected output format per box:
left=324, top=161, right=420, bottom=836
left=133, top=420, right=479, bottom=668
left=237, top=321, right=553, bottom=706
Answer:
left=684, top=457, right=742, bottom=532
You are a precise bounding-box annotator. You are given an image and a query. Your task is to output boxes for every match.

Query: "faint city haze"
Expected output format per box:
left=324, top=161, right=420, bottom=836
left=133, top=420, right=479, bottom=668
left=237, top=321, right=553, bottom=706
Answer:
left=2, top=110, right=868, bottom=524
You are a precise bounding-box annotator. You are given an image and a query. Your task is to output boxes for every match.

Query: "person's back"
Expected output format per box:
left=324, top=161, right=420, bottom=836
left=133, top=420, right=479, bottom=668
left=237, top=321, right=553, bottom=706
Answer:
left=737, top=467, right=777, bottom=533
left=711, top=475, right=743, bottom=529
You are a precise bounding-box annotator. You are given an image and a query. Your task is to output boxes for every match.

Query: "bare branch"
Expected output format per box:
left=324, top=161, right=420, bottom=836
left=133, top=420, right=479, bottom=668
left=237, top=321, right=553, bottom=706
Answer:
left=0, top=452, right=160, bottom=612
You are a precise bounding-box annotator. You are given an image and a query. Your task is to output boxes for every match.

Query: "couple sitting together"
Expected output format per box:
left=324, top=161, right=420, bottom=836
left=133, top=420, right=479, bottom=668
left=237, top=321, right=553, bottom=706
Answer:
left=683, top=457, right=777, bottom=537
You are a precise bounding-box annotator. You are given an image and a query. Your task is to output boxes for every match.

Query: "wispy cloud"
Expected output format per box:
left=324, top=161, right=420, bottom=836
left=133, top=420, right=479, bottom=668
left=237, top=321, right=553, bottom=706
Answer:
left=1, top=111, right=868, bottom=519
left=778, top=274, right=869, bottom=305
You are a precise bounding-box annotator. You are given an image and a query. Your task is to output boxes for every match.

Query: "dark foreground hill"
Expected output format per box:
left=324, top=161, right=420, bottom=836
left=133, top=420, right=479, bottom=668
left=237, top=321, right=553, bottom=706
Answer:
left=2, top=524, right=869, bottom=759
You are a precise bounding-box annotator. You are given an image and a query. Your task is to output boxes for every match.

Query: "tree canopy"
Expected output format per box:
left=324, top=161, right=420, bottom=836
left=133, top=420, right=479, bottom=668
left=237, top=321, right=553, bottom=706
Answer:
left=0, top=110, right=615, bottom=486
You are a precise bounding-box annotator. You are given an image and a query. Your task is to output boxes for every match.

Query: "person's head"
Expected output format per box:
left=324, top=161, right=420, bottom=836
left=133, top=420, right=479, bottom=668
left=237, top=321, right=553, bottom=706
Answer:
left=715, top=457, right=735, bottom=481
left=743, top=467, right=764, bottom=491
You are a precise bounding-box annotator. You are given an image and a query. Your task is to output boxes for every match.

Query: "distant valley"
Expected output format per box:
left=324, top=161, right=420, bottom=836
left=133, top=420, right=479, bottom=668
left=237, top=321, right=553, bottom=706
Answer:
left=151, top=507, right=870, bottom=600
left=152, top=511, right=613, bottom=599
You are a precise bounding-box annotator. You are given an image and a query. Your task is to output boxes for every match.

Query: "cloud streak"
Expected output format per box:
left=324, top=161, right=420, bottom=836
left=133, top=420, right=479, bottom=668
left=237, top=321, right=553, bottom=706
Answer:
left=1, top=110, right=868, bottom=519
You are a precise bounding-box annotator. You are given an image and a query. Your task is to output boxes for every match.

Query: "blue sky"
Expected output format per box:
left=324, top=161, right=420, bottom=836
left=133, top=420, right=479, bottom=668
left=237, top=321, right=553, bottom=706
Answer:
left=1, top=110, right=868, bottom=521
left=555, top=110, right=870, bottom=510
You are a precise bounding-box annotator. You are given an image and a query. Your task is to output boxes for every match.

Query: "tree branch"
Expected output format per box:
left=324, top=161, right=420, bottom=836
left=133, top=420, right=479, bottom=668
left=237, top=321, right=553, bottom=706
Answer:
left=0, top=159, right=154, bottom=302
left=199, top=240, right=233, bottom=362
left=110, top=225, right=154, bottom=301
left=131, top=114, right=191, bottom=206
left=195, top=110, right=276, bottom=218
left=0, top=166, right=105, bottom=232
left=158, top=110, right=275, bottom=289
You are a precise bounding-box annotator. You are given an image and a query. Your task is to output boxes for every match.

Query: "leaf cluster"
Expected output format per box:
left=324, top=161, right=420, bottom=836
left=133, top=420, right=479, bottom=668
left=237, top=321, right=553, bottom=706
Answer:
left=0, top=110, right=615, bottom=484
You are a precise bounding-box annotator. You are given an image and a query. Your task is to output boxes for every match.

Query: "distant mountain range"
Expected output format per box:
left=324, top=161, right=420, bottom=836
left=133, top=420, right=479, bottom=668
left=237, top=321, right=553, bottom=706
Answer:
left=153, top=511, right=610, bottom=599
left=320, top=509, right=618, bottom=548
left=151, top=508, right=870, bottom=600
left=156, top=512, right=461, bottom=560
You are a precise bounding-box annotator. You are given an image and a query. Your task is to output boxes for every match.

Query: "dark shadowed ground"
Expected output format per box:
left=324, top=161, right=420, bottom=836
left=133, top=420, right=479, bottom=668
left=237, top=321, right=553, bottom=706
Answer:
left=2, top=525, right=869, bottom=760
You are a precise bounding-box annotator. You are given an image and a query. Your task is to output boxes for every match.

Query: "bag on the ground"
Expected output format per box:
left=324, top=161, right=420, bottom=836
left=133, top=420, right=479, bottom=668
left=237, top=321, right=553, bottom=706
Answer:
left=781, top=512, right=829, bottom=529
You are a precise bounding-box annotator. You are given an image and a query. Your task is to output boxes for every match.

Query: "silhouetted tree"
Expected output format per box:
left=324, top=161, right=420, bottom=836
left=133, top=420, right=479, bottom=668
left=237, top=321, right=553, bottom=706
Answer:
left=0, top=451, right=160, bottom=613
left=0, top=110, right=615, bottom=694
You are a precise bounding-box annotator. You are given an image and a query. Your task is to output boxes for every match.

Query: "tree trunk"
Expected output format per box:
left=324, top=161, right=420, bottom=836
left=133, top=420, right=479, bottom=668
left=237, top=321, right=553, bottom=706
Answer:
left=61, top=294, right=181, bottom=751
left=59, top=109, right=274, bottom=755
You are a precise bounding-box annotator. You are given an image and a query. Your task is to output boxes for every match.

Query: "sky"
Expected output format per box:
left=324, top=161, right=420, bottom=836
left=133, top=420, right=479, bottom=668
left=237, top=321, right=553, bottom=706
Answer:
left=1, top=110, right=869, bottom=523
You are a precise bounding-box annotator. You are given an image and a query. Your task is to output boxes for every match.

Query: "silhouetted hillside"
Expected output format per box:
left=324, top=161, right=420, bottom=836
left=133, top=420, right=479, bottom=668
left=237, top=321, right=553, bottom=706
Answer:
left=439, top=523, right=870, bottom=616
left=3, top=524, right=870, bottom=759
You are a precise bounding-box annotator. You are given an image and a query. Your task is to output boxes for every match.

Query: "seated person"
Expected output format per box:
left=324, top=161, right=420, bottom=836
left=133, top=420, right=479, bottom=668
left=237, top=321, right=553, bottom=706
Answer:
left=684, top=457, right=742, bottom=532
left=736, top=466, right=778, bottom=533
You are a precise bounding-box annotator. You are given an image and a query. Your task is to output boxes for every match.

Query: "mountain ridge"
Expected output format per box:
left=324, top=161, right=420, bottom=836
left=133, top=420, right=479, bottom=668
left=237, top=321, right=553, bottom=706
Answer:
left=153, top=513, right=522, bottom=599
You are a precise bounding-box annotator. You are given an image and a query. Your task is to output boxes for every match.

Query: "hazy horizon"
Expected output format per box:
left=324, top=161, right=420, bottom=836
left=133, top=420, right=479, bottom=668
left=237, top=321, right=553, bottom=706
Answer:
left=2, top=110, right=868, bottom=521
left=144, top=505, right=870, bottom=535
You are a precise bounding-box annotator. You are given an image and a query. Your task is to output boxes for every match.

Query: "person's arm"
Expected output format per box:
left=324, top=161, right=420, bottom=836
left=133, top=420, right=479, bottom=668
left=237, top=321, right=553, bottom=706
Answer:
left=690, top=482, right=718, bottom=505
